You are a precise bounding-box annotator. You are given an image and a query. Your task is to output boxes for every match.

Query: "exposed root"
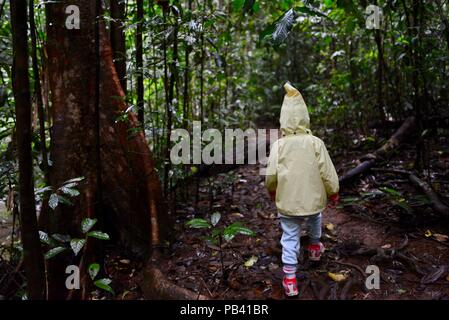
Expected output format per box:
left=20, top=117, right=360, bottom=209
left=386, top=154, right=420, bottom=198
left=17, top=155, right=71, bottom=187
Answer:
left=334, top=260, right=366, bottom=278
left=340, top=278, right=356, bottom=300
left=141, top=264, right=209, bottom=300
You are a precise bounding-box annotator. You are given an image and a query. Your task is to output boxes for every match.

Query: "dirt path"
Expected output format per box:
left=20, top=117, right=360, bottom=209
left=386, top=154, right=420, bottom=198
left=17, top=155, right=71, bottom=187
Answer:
left=162, top=163, right=449, bottom=300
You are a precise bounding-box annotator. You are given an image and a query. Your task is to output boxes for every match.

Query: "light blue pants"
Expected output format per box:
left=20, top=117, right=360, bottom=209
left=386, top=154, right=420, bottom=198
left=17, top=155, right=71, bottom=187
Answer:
left=279, top=213, right=322, bottom=269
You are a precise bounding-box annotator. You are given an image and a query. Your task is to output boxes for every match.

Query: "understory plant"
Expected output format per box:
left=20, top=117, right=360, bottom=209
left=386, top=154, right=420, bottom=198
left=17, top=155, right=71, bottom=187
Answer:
left=186, top=212, right=255, bottom=278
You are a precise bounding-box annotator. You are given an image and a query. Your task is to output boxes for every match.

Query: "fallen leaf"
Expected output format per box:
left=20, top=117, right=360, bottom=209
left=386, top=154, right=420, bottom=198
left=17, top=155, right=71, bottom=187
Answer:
left=228, top=277, right=241, bottom=289
left=433, top=233, right=449, bottom=242
left=381, top=244, right=392, bottom=249
left=328, top=272, right=348, bottom=282
left=324, top=233, right=337, bottom=241
left=231, top=212, right=244, bottom=218
left=244, top=255, right=258, bottom=267
left=325, top=223, right=335, bottom=231
left=268, top=263, right=279, bottom=272
left=424, top=230, right=433, bottom=237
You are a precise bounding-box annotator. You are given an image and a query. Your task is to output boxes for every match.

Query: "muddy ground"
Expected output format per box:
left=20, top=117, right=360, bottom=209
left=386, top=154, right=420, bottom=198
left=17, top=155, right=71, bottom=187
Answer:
left=144, top=135, right=449, bottom=300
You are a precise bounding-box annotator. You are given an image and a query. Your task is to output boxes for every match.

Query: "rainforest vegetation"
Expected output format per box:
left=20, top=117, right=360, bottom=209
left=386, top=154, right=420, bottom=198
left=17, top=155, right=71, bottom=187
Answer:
left=0, top=0, right=449, bottom=300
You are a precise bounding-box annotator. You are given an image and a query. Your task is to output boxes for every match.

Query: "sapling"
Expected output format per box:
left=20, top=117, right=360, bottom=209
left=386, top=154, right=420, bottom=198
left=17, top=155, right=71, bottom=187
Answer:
left=186, top=212, right=255, bottom=279
left=37, top=176, right=113, bottom=295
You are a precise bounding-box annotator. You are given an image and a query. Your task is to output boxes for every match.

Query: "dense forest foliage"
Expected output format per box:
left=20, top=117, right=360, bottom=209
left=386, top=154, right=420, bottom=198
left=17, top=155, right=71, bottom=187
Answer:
left=1, top=0, right=448, bottom=191
left=0, top=0, right=448, bottom=300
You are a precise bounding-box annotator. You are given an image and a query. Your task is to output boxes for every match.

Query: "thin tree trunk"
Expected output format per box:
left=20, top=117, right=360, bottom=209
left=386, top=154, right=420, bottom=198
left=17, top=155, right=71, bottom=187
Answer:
left=10, top=0, right=46, bottom=300
left=29, top=0, right=49, bottom=183
left=162, top=8, right=170, bottom=196
left=166, top=6, right=179, bottom=209
left=183, top=15, right=191, bottom=130
left=110, top=0, right=127, bottom=94
left=183, top=44, right=190, bottom=129
left=374, top=28, right=386, bottom=126
left=136, top=0, right=144, bottom=126
left=199, top=32, right=205, bottom=122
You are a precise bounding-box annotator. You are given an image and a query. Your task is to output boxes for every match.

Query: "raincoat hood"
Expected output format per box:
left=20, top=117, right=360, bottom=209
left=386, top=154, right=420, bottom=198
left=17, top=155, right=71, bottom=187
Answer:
left=280, top=82, right=311, bottom=136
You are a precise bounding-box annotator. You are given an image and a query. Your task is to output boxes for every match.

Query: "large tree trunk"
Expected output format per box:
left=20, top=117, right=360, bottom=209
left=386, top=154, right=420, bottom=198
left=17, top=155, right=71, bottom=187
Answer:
left=43, top=0, right=166, bottom=299
left=10, top=0, right=46, bottom=300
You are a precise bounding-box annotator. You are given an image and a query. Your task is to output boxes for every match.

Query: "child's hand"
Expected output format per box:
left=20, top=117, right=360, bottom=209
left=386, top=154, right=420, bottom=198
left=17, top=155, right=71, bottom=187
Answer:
left=269, top=192, right=276, bottom=201
left=328, top=193, right=339, bottom=208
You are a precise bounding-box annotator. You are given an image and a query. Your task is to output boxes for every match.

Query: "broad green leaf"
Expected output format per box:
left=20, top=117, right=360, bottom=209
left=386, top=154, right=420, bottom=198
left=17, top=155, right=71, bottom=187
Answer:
left=87, top=231, right=110, bottom=240
left=60, top=182, right=77, bottom=189
left=185, top=218, right=211, bottom=229
left=70, top=238, right=86, bottom=256
left=235, top=226, right=256, bottom=236
left=45, top=247, right=66, bottom=260
left=81, top=218, right=97, bottom=233
left=59, top=187, right=80, bottom=197
left=341, top=196, right=360, bottom=203
left=57, top=194, right=73, bottom=206
left=48, top=193, right=58, bottom=210
left=94, top=278, right=114, bottom=294
left=35, top=186, right=53, bottom=195
left=223, top=222, right=255, bottom=242
left=52, top=233, right=71, bottom=243
left=63, top=176, right=85, bottom=184
left=88, top=263, right=100, bottom=280
left=379, top=187, right=402, bottom=198
left=211, top=212, right=221, bottom=227
left=223, top=232, right=235, bottom=242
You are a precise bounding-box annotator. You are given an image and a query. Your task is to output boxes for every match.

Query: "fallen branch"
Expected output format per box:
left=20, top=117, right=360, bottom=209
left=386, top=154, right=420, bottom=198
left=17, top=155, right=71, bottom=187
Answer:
left=408, top=174, right=449, bottom=216
left=339, top=116, right=416, bottom=184
left=334, top=260, right=366, bottom=278
left=372, top=168, right=449, bottom=216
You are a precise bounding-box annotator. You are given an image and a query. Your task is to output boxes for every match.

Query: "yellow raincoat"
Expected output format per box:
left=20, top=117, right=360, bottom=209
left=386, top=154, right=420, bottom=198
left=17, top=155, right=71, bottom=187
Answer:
left=265, top=83, right=339, bottom=216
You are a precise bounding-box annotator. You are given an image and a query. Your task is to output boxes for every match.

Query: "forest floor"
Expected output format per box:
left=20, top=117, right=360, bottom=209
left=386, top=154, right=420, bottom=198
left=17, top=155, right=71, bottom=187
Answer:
left=2, top=127, right=449, bottom=300
left=152, top=165, right=449, bottom=300
left=115, top=128, right=449, bottom=300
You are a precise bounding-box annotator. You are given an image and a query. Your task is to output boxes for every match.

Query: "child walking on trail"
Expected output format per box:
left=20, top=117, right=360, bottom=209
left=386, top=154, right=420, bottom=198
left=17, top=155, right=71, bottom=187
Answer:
left=265, top=82, right=340, bottom=297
